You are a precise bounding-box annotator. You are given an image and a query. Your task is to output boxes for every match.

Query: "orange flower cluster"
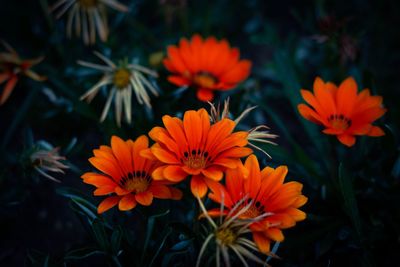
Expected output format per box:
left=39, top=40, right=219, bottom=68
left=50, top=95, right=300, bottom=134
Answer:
left=81, top=107, right=306, bottom=256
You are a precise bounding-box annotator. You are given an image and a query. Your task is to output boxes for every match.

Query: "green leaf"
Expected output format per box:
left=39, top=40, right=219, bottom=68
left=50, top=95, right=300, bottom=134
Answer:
left=338, top=163, right=362, bottom=237
left=141, top=210, right=170, bottom=264
left=111, top=226, right=123, bottom=255
left=64, top=247, right=104, bottom=261
left=149, top=228, right=173, bottom=267
left=57, top=187, right=98, bottom=221
left=91, top=219, right=110, bottom=252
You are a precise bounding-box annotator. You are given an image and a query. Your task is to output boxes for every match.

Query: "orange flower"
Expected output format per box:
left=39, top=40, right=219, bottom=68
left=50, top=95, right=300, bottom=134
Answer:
left=0, top=41, right=45, bottom=105
left=298, top=77, right=386, bottom=147
left=141, top=108, right=253, bottom=198
left=205, top=155, right=307, bottom=254
left=163, top=34, right=251, bottom=102
left=82, top=135, right=182, bottom=214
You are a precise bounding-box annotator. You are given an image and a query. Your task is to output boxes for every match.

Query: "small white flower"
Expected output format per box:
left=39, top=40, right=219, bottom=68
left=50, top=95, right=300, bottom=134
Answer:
left=196, top=195, right=273, bottom=267
left=78, top=51, right=159, bottom=126
left=50, top=0, right=129, bottom=45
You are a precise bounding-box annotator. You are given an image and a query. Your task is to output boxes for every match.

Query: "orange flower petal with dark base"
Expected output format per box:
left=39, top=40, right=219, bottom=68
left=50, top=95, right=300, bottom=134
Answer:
left=298, top=76, right=386, bottom=146
left=82, top=135, right=181, bottom=214
left=163, top=35, right=251, bottom=101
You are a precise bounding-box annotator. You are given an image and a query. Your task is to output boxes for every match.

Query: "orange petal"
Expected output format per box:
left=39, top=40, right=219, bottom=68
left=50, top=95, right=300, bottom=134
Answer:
left=368, top=126, right=385, bottom=137
left=190, top=175, right=208, bottom=198
left=167, top=75, right=190, bottom=86
left=111, top=135, right=133, bottom=174
left=135, top=191, right=153, bottom=206
left=0, top=75, right=17, bottom=105
left=183, top=110, right=203, bottom=149
left=163, top=165, right=188, bottom=182
left=244, top=155, right=261, bottom=197
left=81, top=172, right=116, bottom=187
left=150, top=184, right=172, bottom=199
left=152, top=166, right=167, bottom=180
left=298, top=103, right=326, bottom=126
left=94, top=185, right=116, bottom=196
left=337, top=134, right=356, bottom=147
left=118, top=194, right=137, bottom=211
left=336, top=77, right=358, bottom=116
left=286, top=207, right=307, bottom=221
left=201, top=166, right=223, bottom=181
left=253, top=232, right=271, bottom=254
left=266, top=228, right=284, bottom=242
left=97, top=196, right=120, bottom=214
left=196, top=88, right=214, bottom=102
left=151, top=146, right=180, bottom=164
left=169, top=187, right=183, bottom=200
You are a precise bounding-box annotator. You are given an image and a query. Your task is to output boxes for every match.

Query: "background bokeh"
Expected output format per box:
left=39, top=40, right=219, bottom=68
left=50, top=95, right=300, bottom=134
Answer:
left=0, top=0, right=399, bottom=266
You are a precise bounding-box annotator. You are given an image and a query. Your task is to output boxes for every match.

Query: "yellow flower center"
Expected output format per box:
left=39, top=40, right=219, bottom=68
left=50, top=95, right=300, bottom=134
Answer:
left=120, top=171, right=150, bottom=193
left=328, top=114, right=352, bottom=131
left=193, top=72, right=217, bottom=88
left=113, top=68, right=131, bottom=89
left=215, top=228, right=237, bottom=246
left=182, top=150, right=209, bottom=170
left=78, top=0, right=98, bottom=8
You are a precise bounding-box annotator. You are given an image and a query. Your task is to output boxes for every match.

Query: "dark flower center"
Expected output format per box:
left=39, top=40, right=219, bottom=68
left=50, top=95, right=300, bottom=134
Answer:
left=328, top=114, right=352, bottom=131
left=182, top=149, right=210, bottom=169
left=120, top=171, right=150, bottom=193
left=193, top=71, right=218, bottom=88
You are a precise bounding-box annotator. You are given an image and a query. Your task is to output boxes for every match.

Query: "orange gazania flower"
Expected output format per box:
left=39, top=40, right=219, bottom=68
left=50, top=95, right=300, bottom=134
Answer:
left=205, top=155, right=307, bottom=254
left=163, top=34, right=252, bottom=102
left=298, top=77, right=386, bottom=147
left=141, top=108, right=253, bottom=198
left=0, top=41, right=45, bottom=105
left=82, top=135, right=182, bottom=214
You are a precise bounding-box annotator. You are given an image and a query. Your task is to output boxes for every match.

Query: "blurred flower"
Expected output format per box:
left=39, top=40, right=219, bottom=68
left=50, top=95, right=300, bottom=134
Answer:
left=78, top=52, right=159, bottom=126
left=338, top=34, right=358, bottom=64
left=30, top=141, right=69, bottom=183
left=141, top=108, right=253, bottom=198
left=0, top=41, right=45, bottom=105
left=148, top=51, right=165, bottom=68
left=196, top=194, right=270, bottom=267
left=159, top=0, right=187, bottom=26
left=50, top=0, right=129, bottom=45
left=206, top=155, right=307, bottom=254
left=298, top=77, right=386, bottom=147
left=311, top=15, right=358, bottom=64
left=82, top=135, right=182, bottom=214
left=163, top=34, right=252, bottom=101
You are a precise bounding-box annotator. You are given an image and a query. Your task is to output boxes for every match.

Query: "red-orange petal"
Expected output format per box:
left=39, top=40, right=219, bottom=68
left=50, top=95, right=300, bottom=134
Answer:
left=337, top=134, right=356, bottom=147
left=190, top=175, right=208, bottom=198
left=118, top=194, right=137, bottom=211
left=135, top=191, right=153, bottom=206
left=97, top=196, right=120, bottom=214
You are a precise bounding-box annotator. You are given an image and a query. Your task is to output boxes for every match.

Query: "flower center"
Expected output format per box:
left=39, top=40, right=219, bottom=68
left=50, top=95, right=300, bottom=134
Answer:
left=238, top=199, right=265, bottom=219
left=328, top=114, right=352, bottom=131
left=78, top=0, right=98, bottom=8
left=193, top=72, right=217, bottom=88
left=215, top=228, right=237, bottom=246
left=113, top=68, right=131, bottom=89
left=120, top=171, right=150, bottom=193
left=182, top=149, right=209, bottom=170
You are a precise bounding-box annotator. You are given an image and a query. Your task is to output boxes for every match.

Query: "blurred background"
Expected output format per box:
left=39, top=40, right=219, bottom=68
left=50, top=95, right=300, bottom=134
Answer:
left=0, top=0, right=399, bottom=266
